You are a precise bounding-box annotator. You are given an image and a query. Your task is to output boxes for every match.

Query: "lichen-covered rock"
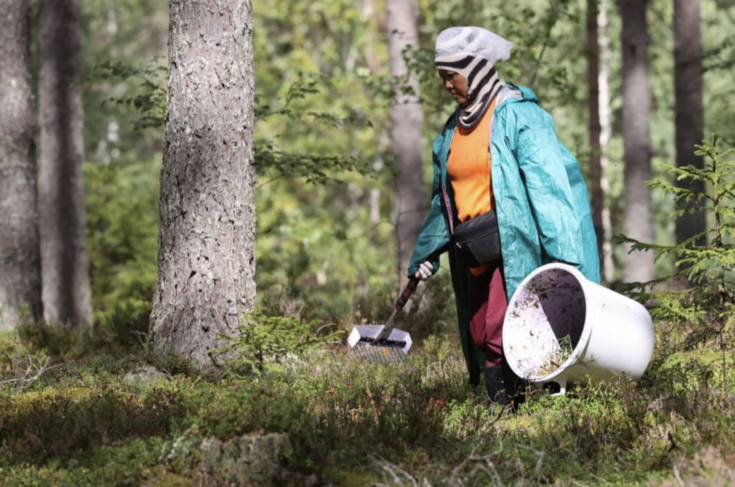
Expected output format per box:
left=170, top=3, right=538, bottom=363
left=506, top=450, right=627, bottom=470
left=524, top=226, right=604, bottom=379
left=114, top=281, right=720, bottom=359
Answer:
left=123, top=365, right=169, bottom=388
left=159, top=426, right=200, bottom=472
left=200, top=433, right=292, bottom=485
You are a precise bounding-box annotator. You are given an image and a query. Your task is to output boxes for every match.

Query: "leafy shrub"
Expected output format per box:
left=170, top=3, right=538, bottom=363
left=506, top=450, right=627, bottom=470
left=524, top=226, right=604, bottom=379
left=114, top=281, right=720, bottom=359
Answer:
left=0, top=437, right=167, bottom=486
left=0, top=385, right=183, bottom=465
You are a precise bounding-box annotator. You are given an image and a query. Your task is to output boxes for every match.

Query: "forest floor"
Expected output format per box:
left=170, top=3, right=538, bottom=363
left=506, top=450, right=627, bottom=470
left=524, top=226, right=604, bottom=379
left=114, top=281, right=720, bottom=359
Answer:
left=1, top=325, right=734, bottom=486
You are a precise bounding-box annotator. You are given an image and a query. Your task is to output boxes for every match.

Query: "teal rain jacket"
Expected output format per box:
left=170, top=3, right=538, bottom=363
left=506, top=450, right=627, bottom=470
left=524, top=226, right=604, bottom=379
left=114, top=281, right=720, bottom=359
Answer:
left=408, top=84, right=601, bottom=386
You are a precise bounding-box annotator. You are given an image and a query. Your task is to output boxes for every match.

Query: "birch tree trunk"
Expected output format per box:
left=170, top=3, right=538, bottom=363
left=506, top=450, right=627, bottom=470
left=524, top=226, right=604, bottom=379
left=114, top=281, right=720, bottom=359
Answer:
left=598, top=0, right=615, bottom=283
left=619, top=0, right=655, bottom=283
left=0, top=0, right=43, bottom=328
left=151, top=0, right=256, bottom=363
left=587, top=0, right=604, bottom=281
left=387, top=0, right=426, bottom=281
left=38, top=0, right=92, bottom=326
left=674, top=0, right=705, bottom=247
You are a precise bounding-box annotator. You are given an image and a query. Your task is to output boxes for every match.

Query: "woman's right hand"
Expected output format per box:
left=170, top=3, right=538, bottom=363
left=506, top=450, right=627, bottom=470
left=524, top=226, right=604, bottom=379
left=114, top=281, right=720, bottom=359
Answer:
left=415, top=261, right=434, bottom=281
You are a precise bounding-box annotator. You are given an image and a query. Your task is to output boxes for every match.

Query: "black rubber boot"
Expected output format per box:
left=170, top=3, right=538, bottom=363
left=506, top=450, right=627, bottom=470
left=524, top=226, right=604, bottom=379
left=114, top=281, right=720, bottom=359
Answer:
left=484, top=366, right=509, bottom=405
left=501, top=361, right=526, bottom=410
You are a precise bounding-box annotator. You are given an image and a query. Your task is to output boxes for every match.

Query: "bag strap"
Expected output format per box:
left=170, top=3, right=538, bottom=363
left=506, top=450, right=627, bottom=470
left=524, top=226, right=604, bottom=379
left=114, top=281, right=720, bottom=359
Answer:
left=487, top=109, right=497, bottom=209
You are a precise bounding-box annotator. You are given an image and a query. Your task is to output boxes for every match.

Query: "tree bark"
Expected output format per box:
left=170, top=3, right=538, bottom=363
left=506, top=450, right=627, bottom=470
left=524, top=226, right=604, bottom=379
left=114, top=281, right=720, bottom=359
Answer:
left=151, top=0, right=256, bottom=363
left=619, top=0, right=655, bottom=283
left=38, top=0, right=92, bottom=326
left=674, top=0, right=705, bottom=247
left=598, top=0, right=615, bottom=283
left=0, top=0, right=43, bottom=328
left=587, top=0, right=604, bottom=281
left=387, top=0, right=426, bottom=282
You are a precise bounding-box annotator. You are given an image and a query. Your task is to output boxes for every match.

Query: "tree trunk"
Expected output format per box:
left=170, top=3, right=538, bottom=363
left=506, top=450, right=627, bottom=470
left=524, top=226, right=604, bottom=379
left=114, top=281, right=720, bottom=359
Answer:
left=151, top=0, right=256, bottom=363
left=674, top=0, right=705, bottom=247
left=38, top=0, right=92, bottom=326
left=0, top=0, right=43, bottom=328
left=619, top=0, right=655, bottom=283
left=587, top=0, right=604, bottom=282
left=598, top=0, right=615, bottom=283
left=387, top=0, right=426, bottom=282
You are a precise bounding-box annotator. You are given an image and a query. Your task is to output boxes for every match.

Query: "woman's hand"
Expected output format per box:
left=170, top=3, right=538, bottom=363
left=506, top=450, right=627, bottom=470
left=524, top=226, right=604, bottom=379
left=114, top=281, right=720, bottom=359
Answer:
left=415, top=261, right=434, bottom=281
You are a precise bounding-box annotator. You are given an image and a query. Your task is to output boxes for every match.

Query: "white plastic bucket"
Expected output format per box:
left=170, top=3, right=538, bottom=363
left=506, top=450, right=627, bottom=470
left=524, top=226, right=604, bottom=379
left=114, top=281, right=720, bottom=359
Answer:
left=503, top=263, right=654, bottom=394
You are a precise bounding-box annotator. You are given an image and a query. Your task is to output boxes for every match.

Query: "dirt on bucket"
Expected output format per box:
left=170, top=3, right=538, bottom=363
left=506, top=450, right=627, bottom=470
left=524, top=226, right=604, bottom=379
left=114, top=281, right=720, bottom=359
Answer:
left=504, top=267, right=587, bottom=378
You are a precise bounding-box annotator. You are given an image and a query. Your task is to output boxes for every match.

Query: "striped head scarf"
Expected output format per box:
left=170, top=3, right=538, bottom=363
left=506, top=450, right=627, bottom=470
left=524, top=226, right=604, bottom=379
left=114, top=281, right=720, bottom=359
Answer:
left=435, top=27, right=514, bottom=131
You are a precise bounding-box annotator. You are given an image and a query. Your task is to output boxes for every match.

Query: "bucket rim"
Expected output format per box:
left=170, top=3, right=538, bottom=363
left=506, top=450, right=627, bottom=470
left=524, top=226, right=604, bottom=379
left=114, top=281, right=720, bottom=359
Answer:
left=504, top=263, right=596, bottom=382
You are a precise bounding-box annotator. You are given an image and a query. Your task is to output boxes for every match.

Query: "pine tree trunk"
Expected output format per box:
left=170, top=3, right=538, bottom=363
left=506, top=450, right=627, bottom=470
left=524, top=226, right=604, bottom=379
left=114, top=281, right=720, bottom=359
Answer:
left=674, top=0, right=705, bottom=247
left=587, top=0, right=604, bottom=281
left=38, top=0, right=92, bottom=326
left=151, top=0, right=256, bottom=363
left=387, top=0, right=426, bottom=281
left=619, top=0, right=655, bottom=283
left=0, top=0, right=43, bottom=328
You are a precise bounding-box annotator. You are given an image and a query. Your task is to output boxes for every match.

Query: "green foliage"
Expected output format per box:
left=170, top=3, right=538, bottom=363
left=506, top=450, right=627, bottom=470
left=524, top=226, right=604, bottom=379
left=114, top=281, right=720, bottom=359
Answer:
left=85, top=158, right=160, bottom=325
left=90, top=62, right=376, bottom=185
left=618, top=137, right=735, bottom=396
left=0, top=437, right=167, bottom=487
left=619, top=137, right=735, bottom=351
left=16, top=312, right=149, bottom=360
left=0, top=385, right=182, bottom=465
left=210, top=309, right=343, bottom=376
left=3, top=337, right=735, bottom=485
left=87, top=60, right=167, bottom=129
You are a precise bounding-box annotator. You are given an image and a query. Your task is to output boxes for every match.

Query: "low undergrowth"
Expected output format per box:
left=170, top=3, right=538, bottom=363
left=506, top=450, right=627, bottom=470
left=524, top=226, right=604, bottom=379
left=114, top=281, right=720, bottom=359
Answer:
left=1, top=324, right=735, bottom=486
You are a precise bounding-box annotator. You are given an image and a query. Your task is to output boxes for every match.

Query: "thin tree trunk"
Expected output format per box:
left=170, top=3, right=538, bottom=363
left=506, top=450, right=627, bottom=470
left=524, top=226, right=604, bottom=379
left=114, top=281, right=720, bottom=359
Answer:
left=599, top=0, right=615, bottom=283
left=587, top=0, right=604, bottom=281
left=38, top=0, right=92, bottom=326
left=151, top=0, right=256, bottom=363
left=387, top=0, right=426, bottom=282
left=674, top=0, right=705, bottom=247
left=0, top=0, right=43, bottom=328
left=365, top=0, right=383, bottom=238
left=619, top=0, right=655, bottom=283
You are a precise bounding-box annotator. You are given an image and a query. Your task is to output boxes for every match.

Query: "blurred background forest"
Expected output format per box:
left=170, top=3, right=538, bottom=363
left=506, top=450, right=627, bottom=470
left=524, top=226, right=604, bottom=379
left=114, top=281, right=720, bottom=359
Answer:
left=74, top=0, right=735, bottom=333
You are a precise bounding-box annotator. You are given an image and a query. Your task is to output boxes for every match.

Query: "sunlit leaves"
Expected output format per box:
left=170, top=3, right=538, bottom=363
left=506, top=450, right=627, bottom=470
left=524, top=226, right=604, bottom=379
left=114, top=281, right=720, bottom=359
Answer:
left=617, top=136, right=735, bottom=352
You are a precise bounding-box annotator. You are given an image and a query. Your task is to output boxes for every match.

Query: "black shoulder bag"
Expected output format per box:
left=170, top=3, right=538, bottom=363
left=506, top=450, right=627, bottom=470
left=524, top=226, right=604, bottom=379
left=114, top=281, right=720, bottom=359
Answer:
left=452, top=210, right=501, bottom=267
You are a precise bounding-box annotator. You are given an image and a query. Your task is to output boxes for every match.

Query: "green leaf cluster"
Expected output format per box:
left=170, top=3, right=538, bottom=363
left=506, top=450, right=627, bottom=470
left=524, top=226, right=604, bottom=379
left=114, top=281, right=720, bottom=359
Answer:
left=86, top=60, right=167, bottom=129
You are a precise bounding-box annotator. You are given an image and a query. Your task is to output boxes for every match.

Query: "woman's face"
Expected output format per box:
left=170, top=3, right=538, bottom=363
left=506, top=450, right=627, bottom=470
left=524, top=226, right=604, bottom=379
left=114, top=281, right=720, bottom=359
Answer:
left=439, top=70, right=469, bottom=105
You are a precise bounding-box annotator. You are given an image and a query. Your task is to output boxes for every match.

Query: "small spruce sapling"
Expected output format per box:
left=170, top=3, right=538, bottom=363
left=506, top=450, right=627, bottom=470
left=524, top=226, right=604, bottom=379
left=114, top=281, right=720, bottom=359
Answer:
left=209, top=309, right=343, bottom=376
left=618, top=136, right=735, bottom=390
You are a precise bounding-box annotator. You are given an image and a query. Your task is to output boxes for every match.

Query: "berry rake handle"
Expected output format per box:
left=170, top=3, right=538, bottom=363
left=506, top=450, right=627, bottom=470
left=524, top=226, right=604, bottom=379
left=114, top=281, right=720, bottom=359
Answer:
left=374, top=253, right=439, bottom=343
left=375, top=277, right=420, bottom=342
left=395, top=277, right=419, bottom=311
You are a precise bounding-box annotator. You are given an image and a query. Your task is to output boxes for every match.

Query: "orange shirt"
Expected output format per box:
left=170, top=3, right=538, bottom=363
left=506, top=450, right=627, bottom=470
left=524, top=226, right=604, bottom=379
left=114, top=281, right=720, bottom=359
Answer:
left=447, top=101, right=496, bottom=275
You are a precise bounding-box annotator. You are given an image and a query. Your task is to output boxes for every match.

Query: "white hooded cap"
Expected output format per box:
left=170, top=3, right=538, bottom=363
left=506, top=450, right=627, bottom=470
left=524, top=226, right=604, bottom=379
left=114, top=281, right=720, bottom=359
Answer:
left=435, top=26, right=514, bottom=65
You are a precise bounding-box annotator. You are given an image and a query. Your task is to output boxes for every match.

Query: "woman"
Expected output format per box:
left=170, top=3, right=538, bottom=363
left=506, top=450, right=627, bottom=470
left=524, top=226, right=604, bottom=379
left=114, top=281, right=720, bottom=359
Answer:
left=409, top=27, right=600, bottom=405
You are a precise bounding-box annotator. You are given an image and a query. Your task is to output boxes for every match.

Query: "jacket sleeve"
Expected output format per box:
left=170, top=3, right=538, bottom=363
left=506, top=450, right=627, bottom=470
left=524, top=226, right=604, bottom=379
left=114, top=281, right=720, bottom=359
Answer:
left=513, top=103, right=583, bottom=266
left=406, top=133, right=451, bottom=278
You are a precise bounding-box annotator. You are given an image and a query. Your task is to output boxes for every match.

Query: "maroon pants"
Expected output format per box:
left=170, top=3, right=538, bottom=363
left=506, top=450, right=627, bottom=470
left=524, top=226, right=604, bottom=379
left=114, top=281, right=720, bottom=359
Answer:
left=468, top=261, right=508, bottom=367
